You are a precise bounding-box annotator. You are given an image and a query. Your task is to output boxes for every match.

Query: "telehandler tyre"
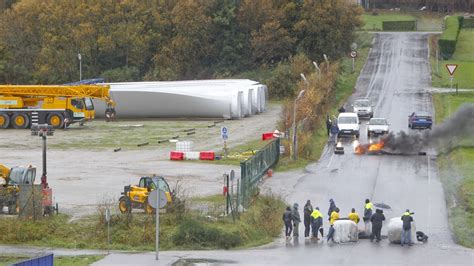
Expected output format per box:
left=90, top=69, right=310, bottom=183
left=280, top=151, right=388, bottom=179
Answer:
left=118, top=196, right=131, bottom=214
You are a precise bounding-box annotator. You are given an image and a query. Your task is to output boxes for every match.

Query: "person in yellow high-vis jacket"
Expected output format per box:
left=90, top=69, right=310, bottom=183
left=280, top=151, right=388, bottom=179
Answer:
left=310, top=207, right=323, bottom=240
left=348, top=208, right=360, bottom=224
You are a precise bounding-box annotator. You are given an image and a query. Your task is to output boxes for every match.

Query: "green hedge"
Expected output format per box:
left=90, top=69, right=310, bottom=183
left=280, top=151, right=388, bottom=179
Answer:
left=438, top=16, right=463, bottom=59
left=461, top=18, right=474, bottom=28
left=382, top=21, right=416, bottom=31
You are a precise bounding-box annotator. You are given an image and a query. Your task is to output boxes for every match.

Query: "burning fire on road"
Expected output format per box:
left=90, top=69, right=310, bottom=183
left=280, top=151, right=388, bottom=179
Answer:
left=353, top=140, right=385, bottom=155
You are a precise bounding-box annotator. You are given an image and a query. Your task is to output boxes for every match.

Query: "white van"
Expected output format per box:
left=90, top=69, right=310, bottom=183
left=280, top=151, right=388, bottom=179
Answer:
left=337, top=112, right=360, bottom=138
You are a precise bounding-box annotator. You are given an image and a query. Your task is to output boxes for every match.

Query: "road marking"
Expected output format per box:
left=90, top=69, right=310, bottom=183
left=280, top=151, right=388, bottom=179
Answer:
left=427, top=155, right=431, bottom=235
left=326, top=152, right=334, bottom=168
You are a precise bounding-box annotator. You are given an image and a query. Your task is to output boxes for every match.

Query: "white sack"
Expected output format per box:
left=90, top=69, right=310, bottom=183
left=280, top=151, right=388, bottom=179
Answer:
left=333, top=220, right=359, bottom=243
left=388, top=217, right=416, bottom=243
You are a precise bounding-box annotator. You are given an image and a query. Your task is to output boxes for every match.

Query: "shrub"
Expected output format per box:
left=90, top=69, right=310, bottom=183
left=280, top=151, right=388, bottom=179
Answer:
left=438, top=16, right=463, bottom=59
left=382, top=21, right=416, bottom=31
left=171, top=219, right=242, bottom=249
left=461, top=18, right=474, bottom=28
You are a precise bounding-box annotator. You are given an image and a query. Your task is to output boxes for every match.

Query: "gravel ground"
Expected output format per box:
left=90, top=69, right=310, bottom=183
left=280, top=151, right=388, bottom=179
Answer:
left=0, top=104, right=281, bottom=218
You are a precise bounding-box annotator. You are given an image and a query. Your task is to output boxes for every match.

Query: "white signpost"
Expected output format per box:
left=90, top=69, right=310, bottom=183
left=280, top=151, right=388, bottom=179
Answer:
left=221, top=126, right=229, bottom=157
left=350, top=51, right=357, bottom=73
left=445, top=64, right=458, bottom=89
left=148, top=189, right=167, bottom=261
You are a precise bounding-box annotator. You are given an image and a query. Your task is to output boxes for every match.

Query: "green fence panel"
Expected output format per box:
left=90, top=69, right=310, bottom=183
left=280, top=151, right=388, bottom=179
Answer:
left=240, top=138, right=280, bottom=208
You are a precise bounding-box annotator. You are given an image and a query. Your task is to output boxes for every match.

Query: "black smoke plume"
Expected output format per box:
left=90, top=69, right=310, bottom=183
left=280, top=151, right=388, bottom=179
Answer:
left=383, top=104, right=474, bottom=153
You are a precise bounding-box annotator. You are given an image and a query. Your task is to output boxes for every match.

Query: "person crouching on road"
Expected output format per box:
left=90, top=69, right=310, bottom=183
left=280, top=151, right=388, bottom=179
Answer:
left=283, top=206, right=293, bottom=240
left=291, top=203, right=301, bottom=238
left=327, top=207, right=340, bottom=243
left=303, top=200, right=313, bottom=238
left=348, top=208, right=360, bottom=224
left=310, top=207, right=323, bottom=240
left=401, top=209, right=414, bottom=246
left=370, top=209, right=385, bottom=242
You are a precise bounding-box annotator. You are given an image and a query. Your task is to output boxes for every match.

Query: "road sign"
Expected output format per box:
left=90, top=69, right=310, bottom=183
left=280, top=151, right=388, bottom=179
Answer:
left=230, top=170, right=235, bottom=181
left=105, top=208, right=111, bottom=222
left=445, top=64, right=458, bottom=76
left=350, top=51, right=357, bottom=58
left=148, top=189, right=167, bottom=209
left=221, top=126, right=228, bottom=140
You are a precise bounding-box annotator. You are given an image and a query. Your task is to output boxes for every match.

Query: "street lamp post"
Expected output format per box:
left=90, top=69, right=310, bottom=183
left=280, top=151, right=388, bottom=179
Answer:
left=292, top=74, right=308, bottom=161
left=31, top=124, right=54, bottom=189
left=78, top=53, right=82, bottom=81
left=312, top=61, right=321, bottom=76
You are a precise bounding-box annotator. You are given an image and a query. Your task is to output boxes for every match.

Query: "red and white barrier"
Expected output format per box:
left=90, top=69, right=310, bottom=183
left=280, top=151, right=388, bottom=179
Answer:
left=170, top=151, right=184, bottom=160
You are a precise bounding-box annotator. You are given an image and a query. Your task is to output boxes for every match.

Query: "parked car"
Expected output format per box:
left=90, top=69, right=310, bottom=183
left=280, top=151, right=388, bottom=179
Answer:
left=352, top=98, right=374, bottom=118
left=337, top=112, right=360, bottom=138
left=408, top=111, right=432, bottom=129
left=367, top=118, right=390, bottom=137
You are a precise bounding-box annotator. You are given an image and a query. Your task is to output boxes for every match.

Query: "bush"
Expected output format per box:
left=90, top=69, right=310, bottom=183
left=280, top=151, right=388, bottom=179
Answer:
left=382, top=21, right=416, bottom=31
left=438, top=16, right=463, bottom=59
left=171, top=219, right=242, bottom=249
left=461, top=18, right=474, bottom=28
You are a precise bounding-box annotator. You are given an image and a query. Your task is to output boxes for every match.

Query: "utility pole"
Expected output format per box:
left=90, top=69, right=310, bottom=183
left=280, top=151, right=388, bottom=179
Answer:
left=293, top=75, right=307, bottom=161
left=78, top=53, right=82, bottom=81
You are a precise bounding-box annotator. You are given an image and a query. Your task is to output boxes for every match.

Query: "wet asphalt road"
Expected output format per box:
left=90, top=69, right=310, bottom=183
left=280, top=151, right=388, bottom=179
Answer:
left=89, top=32, right=474, bottom=265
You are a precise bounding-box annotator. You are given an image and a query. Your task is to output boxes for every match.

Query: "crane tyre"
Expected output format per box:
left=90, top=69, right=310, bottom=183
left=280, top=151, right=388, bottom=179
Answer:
left=11, top=113, right=30, bottom=129
left=0, top=113, right=10, bottom=129
left=119, top=197, right=131, bottom=214
left=47, top=113, right=64, bottom=128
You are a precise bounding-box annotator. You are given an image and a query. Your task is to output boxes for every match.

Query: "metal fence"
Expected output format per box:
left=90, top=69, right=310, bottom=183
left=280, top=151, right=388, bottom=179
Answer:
left=13, top=253, right=53, bottom=266
left=239, top=138, right=280, bottom=208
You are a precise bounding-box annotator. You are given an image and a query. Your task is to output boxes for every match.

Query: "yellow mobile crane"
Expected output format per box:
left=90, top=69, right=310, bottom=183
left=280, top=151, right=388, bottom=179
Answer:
left=0, top=84, right=115, bottom=129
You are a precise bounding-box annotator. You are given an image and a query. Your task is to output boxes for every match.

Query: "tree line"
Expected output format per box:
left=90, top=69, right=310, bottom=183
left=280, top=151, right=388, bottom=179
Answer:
left=0, top=0, right=363, bottom=91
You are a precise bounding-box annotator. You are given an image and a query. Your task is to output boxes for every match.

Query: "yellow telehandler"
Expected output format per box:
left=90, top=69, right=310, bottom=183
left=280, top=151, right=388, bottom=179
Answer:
left=119, top=175, right=172, bottom=214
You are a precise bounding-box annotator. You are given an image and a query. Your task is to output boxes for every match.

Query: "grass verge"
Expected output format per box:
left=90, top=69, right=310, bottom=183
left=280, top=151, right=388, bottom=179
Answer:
left=0, top=255, right=104, bottom=266
left=361, top=11, right=443, bottom=31
left=433, top=92, right=474, bottom=248
left=0, top=194, right=285, bottom=251
left=275, top=32, right=373, bottom=171
left=431, top=29, right=474, bottom=89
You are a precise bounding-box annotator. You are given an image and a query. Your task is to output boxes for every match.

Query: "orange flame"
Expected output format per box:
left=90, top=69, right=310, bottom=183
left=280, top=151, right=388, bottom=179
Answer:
left=355, top=145, right=366, bottom=155
left=368, top=141, right=385, bottom=152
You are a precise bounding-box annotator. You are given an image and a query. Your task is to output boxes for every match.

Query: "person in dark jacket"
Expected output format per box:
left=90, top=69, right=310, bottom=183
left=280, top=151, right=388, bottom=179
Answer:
left=291, top=203, right=301, bottom=238
left=401, top=209, right=414, bottom=246
left=303, top=200, right=313, bottom=238
left=327, top=199, right=336, bottom=219
left=283, top=206, right=293, bottom=239
left=325, top=115, right=332, bottom=136
left=370, top=209, right=385, bottom=242
left=330, top=121, right=339, bottom=143
left=338, top=105, right=346, bottom=113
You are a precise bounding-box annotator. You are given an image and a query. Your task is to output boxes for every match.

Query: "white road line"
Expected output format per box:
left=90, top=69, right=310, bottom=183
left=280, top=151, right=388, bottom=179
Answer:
left=427, top=155, right=431, bottom=235
left=326, top=152, right=335, bottom=168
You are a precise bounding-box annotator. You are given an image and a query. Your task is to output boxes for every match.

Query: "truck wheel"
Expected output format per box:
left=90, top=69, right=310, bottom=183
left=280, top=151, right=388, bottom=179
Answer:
left=47, top=113, right=64, bottom=128
left=144, top=201, right=155, bottom=215
left=11, top=113, right=30, bottom=129
left=119, top=197, right=131, bottom=214
left=0, top=113, right=10, bottom=129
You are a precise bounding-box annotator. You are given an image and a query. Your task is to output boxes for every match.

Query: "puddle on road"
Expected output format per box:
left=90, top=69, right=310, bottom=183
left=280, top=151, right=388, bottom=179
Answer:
left=172, top=258, right=236, bottom=266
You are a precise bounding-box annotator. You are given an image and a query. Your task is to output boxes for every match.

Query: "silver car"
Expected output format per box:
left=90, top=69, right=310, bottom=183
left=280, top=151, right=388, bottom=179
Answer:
left=367, top=118, right=389, bottom=137
left=352, top=98, right=374, bottom=118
